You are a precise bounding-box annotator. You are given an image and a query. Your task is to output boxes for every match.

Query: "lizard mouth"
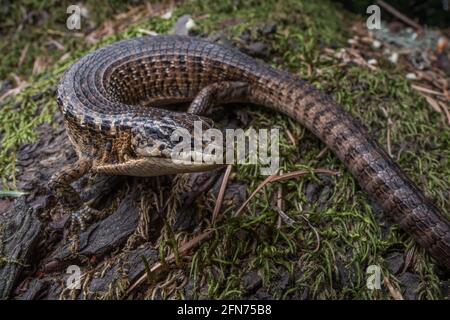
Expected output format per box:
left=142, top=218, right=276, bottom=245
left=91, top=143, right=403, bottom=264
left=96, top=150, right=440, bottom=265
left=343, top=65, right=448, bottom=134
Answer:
left=135, top=142, right=172, bottom=158
left=94, top=157, right=224, bottom=177
left=134, top=134, right=224, bottom=164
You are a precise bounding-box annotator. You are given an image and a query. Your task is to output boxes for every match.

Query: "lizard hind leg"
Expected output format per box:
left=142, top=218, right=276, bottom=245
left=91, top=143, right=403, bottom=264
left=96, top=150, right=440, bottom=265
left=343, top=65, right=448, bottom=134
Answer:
left=187, top=81, right=249, bottom=115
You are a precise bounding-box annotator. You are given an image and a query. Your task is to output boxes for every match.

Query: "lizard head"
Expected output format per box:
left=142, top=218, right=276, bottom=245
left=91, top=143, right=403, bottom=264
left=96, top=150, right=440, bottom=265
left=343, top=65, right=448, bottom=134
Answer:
left=129, top=112, right=224, bottom=174
left=131, top=122, right=175, bottom=159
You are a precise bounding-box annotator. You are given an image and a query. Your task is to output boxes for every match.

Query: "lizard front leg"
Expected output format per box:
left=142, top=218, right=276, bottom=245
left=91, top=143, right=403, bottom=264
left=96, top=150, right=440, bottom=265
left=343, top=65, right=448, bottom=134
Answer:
left=49, top=158, right=98, bottom=232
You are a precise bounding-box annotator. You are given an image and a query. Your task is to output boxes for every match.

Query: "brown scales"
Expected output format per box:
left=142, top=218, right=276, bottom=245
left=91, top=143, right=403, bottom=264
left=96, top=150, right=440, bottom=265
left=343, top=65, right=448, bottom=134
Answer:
left=50, top=35, right=450, bottom=269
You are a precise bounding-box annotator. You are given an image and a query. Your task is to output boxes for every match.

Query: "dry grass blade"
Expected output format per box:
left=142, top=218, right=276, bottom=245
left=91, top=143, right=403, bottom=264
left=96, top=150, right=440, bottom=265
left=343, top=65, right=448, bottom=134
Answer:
left=424, top=95, right=442, bottom=114
left=276, top=169, right=284, bottom=228
left=383, top=276, right=404, bottom=300
left=0, top=75, right=28, bottom=102
left=285, top=128, right=297, bottom=146
left=212, top=165, right=233, bottom=223
left=412, top=84, right=445, bottom=97
left=234, top=168, right=340, bottom=217
left=438, top=101, right=450, bottom=125
left=298, top=211, right=321, bottom=253
left=274, top=205, right=321, bottom=252
left=18, top=43, right=30, bottom=67
left=273, top=206, right=294, bottom=225
left=315, top=146, right=329, bottom=160
left=402, top=246, right=416, bottom=273
left=386, top=118, right=393, bottom=157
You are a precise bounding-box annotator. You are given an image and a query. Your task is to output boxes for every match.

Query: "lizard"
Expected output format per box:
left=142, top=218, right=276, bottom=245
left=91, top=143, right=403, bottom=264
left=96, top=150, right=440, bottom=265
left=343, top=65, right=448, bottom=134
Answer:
left=49, top=35, right=450, bottom=269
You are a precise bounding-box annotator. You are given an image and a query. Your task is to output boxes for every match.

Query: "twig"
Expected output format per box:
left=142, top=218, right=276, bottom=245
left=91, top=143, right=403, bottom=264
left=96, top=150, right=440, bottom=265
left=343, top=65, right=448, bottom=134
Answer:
left=233, top=168, right=340, bottom=217
left=376, top=0, right=422, bottom=33
left=411, top=84, right=445, bottom=97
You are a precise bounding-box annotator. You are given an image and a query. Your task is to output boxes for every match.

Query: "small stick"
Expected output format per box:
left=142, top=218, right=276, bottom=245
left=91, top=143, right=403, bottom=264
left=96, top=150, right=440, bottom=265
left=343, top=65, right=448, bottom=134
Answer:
left=376, top=0, right=423, bottom=32
left=411, top=84, right=445, bottom=97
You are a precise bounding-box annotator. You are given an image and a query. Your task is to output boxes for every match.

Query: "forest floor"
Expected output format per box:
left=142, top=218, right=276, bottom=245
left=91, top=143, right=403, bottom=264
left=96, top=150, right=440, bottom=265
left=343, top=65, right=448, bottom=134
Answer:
left=0, top=0, right=449, bottom=299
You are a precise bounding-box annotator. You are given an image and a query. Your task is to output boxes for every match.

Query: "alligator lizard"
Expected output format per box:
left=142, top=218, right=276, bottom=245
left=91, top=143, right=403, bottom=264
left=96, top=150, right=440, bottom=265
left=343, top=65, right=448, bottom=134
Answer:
left=50, top=35, right=450, bottom=269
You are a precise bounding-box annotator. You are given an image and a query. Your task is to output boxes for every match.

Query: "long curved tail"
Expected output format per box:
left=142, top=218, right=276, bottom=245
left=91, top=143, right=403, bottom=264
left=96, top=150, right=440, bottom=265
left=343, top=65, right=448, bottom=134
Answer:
left=249, top=69, right=450, bottom=269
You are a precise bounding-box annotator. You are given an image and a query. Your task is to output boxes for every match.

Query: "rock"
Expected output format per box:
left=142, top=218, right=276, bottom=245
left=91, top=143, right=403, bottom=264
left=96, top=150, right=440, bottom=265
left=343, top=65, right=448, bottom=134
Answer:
left=385, top=252, right=404, bottom=274
left=388, top=52, right=399, bottom=64
left=317, top=185, right=332, bottom=211
left=171, top=15, right=196, bottom=36
left=305, top=182, right=319, bottom=204
left=441, top=280, right=450, bottom=299
left=254, top=288, right=273, bottom=300
left=277, top=270, right=291, bottom=291
left=406, top=73, right=417, bottom=80
left=242, top=270, right=262, bottom=294
left=398, top=272, right=420, bottom=300
left=240, top=29, right=252, bottom=43
left=260, top=23, right=277, bottom=35
left=184, top=280, right=196, bottom=299
left=160, top=10, right=172, bottom=20
left=245, top=42, right=270, bottom=59
left=371, top=40, right=382, bottom=49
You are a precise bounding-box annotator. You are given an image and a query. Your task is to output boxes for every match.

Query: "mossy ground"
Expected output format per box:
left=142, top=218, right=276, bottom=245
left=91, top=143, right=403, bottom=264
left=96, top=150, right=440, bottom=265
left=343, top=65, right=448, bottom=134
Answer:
left=0, top=0, right=448, bottom=299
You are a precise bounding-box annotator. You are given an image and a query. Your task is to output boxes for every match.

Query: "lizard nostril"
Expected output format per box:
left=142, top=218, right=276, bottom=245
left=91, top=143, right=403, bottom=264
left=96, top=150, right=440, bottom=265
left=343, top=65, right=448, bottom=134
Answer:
left=159, top=144, right=166, bottom=151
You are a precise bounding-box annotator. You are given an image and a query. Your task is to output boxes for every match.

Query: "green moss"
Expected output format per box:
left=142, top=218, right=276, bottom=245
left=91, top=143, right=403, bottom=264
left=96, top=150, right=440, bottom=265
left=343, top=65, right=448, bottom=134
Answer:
left=0, top=0, right=135, bottom=79
left=0, top=0, right=448, bottom=299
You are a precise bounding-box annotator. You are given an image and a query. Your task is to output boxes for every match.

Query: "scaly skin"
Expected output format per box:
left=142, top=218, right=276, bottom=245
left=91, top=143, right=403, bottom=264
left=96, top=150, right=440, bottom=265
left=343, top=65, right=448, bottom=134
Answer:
left=51, top=35, right=450, bottom=269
